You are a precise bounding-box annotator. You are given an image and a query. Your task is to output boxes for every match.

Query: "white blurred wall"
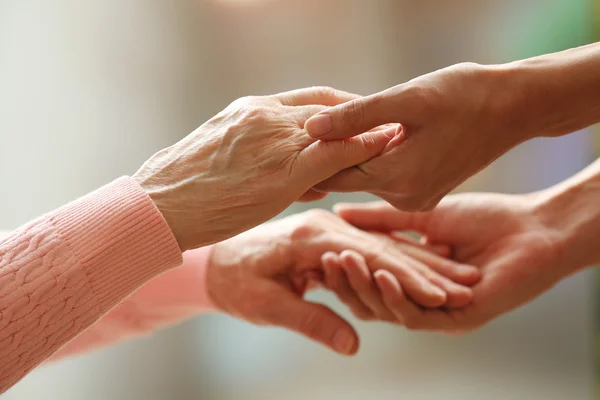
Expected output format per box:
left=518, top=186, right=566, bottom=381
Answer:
left=0, top=1, right=596, bottom=399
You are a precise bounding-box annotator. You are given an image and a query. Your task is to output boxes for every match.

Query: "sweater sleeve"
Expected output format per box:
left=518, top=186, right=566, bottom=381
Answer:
left=0, top=177, right=183, bottom=393
left=49, top=246, right=216, bottom=361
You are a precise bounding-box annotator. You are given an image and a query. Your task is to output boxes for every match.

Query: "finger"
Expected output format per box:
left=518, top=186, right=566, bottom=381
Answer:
left=386, top=253, right=469, bottom=308
left=289, top=105, right=328, bottom=126
left=367, top=251, right=447, bottom=308
left=297, top=189, right=329, bottom=202
left=387, top=231, right=451, bottom=257
left=338, top=250, right=395, bottom=321
left=322, top=252, right=373, bottom=320
left=275, top=86, right=360, bottom=106
left=290, top=104, right=387, bottom=143
left=309, top=126, right=405, bottom=194
left=414, top=267, right=473, bottom=309
left=394, top=243, right=480, bottom=286
left=296, top=126, right=397, bottom=186
left=374, top=270, right=458, bottom=331
left=333, top=201, right=433, bottom=234
left=312, top=162, right=378, bottom=193
left=259, top=282, right=359, bottom=355
left=365, top=233, right=476, bottom=306
left=291, top=270, right=324, bottom=295
left=370, top=270, right=404, bottom=325
left=304, top=87, right=407, bottom=139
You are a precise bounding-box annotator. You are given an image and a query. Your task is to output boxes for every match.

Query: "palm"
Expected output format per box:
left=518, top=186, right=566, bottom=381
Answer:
left=337, top=193, right=567, bottom=330
left=418, top=193, right=565, bottom=329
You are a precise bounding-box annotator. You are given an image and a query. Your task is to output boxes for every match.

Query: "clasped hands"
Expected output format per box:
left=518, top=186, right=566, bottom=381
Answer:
left=133, top=64, right=586, bottom=355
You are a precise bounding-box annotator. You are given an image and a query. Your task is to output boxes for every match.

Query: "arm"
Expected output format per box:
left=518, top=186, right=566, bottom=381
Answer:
left=0, top=178, right=182, bottom=393
left=0, top=87, right=392, bottom=393
left=49, top=247, right=215, bottom=361
left=508, top=42, right=600, bottom=139
left=534, top=157, right=600, bottom=270
left=306, top=42, right=600, bottom=211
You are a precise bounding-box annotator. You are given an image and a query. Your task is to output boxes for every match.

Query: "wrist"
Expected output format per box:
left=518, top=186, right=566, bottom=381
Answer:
left=478, top=63, right=536, bottom=145
left=498, top=43, right=600, bottom=139
left=532, top=180, right=600, bottom=272
left=133, top=173, right=192, bottom=252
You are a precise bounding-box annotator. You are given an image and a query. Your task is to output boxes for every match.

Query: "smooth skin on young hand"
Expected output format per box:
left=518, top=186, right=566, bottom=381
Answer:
left=325, top=159, right=600, bottom=332
left=306, top=43, right=600, bottom=212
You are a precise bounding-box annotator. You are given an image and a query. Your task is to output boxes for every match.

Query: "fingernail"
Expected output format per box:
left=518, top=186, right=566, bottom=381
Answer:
left=432, top=287, right=447, bottom=299
left=305, top=114, right=332, bottom=137
left=373, top=270, right=388, bottom=287
left=333, top=329, right=355, bottom=354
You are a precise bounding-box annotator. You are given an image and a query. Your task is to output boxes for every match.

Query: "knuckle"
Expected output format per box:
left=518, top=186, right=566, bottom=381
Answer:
left=231, top=95, right=257, bottom=107
left=290, top=209, right=333, bottom=241
left=300, top=308, right=326, bottom=339
left=241, top=105, right=270, bottom=124
left=400, top=84, right=437, bottom=121
left=356, top=132, right=384, bottom=156
left=312, top=86, right=337, bottom=100
left=289, top=223, right=320, bottom=242
left=340, top=100, right=366, bottom=130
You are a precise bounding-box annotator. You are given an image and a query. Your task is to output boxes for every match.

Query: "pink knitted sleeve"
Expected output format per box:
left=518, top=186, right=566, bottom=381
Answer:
left=49, top=247, right=216, bottom=361
left=0, top=177, right=184, bottom=393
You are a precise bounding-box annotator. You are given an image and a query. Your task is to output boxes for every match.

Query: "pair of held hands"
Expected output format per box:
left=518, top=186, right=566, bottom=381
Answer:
left=204, top=192, right=574, bottom=356
left=132, top=63, right=586, bottom=355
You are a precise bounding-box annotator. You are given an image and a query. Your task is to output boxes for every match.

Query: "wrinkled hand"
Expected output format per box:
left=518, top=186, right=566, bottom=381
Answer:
left=306, top=63, right=533, bottom=211
left=134, top=87, right=396, bottom=251
left=333, top=195, right=574, bottom=332
left=206, top=209, right=480, bottom=354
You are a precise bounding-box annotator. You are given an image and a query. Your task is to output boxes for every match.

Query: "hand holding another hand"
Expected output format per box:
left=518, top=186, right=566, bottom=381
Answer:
left=206, top=210, right=480, bottom=354
left=133, top=87, right=397, bottom=251
left=330, top=193, right=579, bottom=332
left=306, top=63, right=534, bottom=211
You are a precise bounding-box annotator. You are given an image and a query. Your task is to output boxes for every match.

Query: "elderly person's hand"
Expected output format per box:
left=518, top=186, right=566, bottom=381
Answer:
left=328, top=156, right=600, bottom=331
left=305, top=43, right=600, bottom=211
left=206, top=209, right=481, bottom=354
left=133, top=87, right=396, bottom=251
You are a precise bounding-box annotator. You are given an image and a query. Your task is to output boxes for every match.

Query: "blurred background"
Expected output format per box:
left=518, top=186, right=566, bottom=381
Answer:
left=0, top=0, right=598, bottom=399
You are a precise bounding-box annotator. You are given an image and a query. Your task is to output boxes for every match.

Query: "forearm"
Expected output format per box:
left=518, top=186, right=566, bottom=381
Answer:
left=499, top=42, right=600, bottom=139
left=0, top=178, right=182, bottom=393
left=534, top=158, right=600, bottom=270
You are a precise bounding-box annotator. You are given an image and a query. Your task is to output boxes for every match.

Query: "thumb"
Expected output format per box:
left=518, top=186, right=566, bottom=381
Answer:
left=304, top=89, right=404, bottom=140
left=297, top=125, right=398, bottom=186
left=259, top=283, right=359, bottom=355
left=333, top=200, right=433, bottom=234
